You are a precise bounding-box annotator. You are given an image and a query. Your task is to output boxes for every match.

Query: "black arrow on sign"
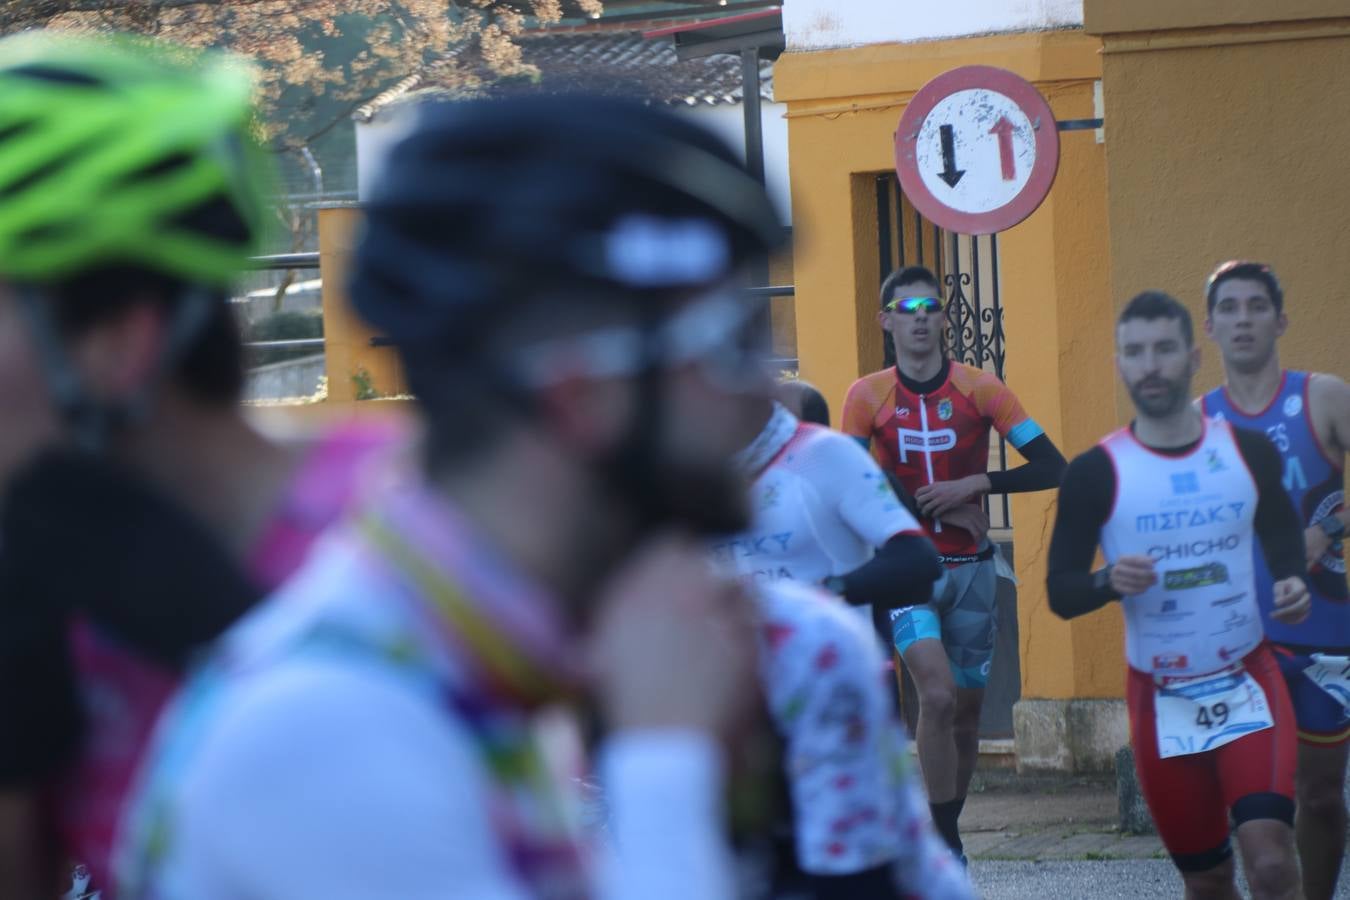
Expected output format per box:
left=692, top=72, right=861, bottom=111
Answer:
left=937, top=124, right=964, bottom=188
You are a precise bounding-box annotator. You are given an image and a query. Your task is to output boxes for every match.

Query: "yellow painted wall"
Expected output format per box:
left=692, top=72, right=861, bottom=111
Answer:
left=317, top=206, right=408, bottom=403
left=777, top=31, right=1125, bottom=700
left=1085, top=0, right=1350, bottom=34
left=1085, top=8, right=1350, bottom=396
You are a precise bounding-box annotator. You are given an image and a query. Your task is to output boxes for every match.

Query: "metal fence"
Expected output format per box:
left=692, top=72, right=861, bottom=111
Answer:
left=241, top=255, right=801, bottom=370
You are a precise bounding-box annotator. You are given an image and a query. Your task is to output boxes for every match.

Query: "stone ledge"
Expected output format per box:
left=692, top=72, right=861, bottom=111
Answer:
left=1013, top=698, right=1129, bottom=774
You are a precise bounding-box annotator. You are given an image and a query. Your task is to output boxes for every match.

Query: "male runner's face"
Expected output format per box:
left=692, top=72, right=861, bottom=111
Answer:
left=0, top=284, right=62, bottom=483
left=881, top=281, right=943, bottom=360
left=1116, top=316, right=1199, bottom=419
left=1205, top=277, right=1285, bottom=374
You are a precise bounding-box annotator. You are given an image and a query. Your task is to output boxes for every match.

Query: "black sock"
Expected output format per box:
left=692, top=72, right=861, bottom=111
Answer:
left=929, top=798, right=964, bottom=855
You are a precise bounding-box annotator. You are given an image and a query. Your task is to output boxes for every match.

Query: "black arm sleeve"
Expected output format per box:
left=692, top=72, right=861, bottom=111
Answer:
left=0, top=559, right=82, bottom=784
left=1045, top=447, right=1121, bottom=619
left=0, top=451, right=263, bottom=784
left=1232, top=427, right=1308, bottom=582
left=986, top=433, right=1068, bottom=495
left=2, top=452, right=262, bottom=664
left=808, top=864, right=901, bottom=900
left=839, top=533, right=942, bottom=610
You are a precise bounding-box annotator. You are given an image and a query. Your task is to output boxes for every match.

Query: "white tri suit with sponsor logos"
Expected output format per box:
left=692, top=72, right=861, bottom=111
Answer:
left=709, top=405, right=925, bottom=591
left=711, top=404, right=972, bottom=899
left=1097, top=419, right=1299, bottom=868
left=1100, top=420, right=1264, bottom=677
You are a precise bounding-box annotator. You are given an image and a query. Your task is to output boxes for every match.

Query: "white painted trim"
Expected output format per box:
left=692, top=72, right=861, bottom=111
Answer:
left=784, top=0, right=1084, bottom=51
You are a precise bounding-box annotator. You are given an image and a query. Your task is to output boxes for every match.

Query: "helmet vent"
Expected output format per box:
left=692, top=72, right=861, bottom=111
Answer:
left=124, top=151, right=193, bottom=185
left=0, top=143, right=91, bottom=201
left=0, top=123, right=31, bottom=147
left=9, top=65, right=104, bottom=88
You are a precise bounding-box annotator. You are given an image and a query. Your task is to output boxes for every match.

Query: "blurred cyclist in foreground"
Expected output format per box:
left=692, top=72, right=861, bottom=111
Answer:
left=116, top=96, right=782, bottom=898
left=0, top=33, right=396, bottom=898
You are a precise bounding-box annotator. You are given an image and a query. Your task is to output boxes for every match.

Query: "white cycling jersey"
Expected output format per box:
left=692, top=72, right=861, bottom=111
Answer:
left=712, top=405, right=923, bottom=588
left=115, top=485, right=736, bottom=900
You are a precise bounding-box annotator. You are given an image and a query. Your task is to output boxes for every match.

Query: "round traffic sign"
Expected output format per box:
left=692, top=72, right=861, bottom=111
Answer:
left=894, top=66, right=1059, bottom=235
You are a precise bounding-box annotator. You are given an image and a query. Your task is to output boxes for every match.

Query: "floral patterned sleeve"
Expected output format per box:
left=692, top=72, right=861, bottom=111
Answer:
left=755, top=582, right=972, bottom=898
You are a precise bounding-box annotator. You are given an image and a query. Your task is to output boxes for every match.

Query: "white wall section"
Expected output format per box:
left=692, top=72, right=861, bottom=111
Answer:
left=784, top=0, right=1083, bottom=51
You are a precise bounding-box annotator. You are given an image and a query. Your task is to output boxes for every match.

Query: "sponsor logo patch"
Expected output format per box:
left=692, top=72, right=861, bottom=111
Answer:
left=1210, top=593, right=1247, bottom=607
left=897, top=427, right=957, bottom=462
left=1164, top=563, right=1230, bottom=590
left=1135, top=504, right=1245, bottom=533
left=1148, top=534, right=1241, bottom=561
left=1170, top=472, right=1199, bottom=494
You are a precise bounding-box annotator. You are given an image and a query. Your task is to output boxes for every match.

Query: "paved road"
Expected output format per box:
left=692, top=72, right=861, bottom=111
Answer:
left=971, top=859, right=1181, bottom=899
left=961, top=770, right=1350, bottom=898
left=972, top=858, right=1350, bottom=899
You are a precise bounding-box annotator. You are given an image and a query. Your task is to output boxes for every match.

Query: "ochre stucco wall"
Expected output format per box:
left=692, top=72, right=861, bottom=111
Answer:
left=1088, top=12, right=1350, bottom=395
left=318, top=206, right=408, bottom=402
left=776, top=31, right=1125, bottom=700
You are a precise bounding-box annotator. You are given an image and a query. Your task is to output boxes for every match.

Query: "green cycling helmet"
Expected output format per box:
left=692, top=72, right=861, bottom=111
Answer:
left=0, top=31, right=271, bottom=289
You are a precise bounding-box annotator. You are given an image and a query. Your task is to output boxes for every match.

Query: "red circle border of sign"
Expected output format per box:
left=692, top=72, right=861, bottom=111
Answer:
left=894, top=65, right=1060, bottom=236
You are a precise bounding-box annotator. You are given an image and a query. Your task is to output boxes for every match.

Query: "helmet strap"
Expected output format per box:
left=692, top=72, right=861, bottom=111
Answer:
left=17, top=286, right=216, bottom=454
left=591, top=307, right=748, bottom=539
left=602, top=310, right=669, bottom=535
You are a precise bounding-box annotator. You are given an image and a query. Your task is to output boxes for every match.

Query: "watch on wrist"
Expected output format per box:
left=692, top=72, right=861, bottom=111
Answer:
left=822, top=575, right=847, bottom=595
left=1318, top=515, right=1347, bottom=542
left=1092, top=565, right=1114, bottom=594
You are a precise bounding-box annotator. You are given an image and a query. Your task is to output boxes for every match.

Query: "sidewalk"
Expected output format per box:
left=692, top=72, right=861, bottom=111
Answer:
left=961, top=768, right=1164, bottom=862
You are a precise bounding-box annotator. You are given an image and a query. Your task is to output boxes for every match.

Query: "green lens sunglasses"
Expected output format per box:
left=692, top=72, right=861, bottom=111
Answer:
left=884, top=296, right=944, bottom=314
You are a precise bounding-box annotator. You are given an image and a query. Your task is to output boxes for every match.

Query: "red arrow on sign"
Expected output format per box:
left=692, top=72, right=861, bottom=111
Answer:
left=990, top=116, right=1016, bottom=181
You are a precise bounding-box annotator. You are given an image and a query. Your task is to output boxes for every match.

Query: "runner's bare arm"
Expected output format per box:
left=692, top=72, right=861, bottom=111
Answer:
left=1310, top=372, right=1350, bottom=461
left=1305, top=374, right=1350, bottom=564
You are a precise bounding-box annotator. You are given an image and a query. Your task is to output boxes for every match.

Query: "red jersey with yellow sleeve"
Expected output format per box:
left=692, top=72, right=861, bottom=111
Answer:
left=842, top=362, right=1043, bottom=557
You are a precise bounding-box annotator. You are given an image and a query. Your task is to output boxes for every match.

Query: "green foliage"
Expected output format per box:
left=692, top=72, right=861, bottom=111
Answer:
left=352, top=367, right=379, bottom=400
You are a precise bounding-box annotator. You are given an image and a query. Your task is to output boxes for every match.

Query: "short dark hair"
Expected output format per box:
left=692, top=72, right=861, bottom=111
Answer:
left=1205, top=260, right=1283, bottom=315
left=880, top=265, right=940, bottom=308
left=796, top=384, right=830, bottom=426
left=49, top=267, right=243, bottom=406
left=1118, top=290, right=1194, bottom=347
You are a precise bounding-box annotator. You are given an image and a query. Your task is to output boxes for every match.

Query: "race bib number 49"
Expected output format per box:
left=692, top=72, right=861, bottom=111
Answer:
left=1155, top=667, right=1273, bottom=759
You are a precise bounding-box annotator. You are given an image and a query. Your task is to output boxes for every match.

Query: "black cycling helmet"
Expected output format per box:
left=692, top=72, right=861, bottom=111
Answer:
left=350, top=94, right=784, bottom=349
